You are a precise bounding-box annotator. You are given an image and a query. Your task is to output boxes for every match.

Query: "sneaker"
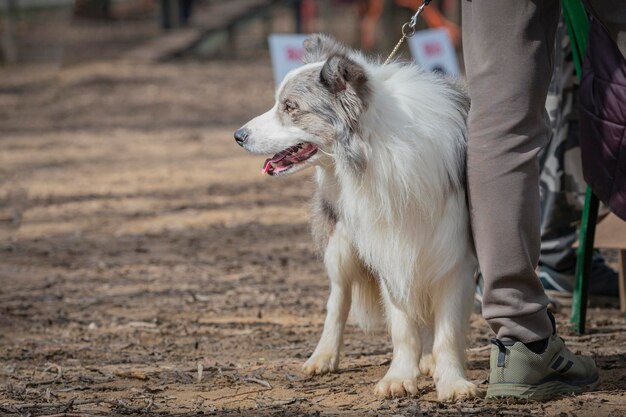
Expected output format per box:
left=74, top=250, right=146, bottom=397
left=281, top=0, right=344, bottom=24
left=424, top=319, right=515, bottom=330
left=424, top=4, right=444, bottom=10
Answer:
left=486, top=335, right=600, bottom=400
left=539, top=252, right=619, bottom=308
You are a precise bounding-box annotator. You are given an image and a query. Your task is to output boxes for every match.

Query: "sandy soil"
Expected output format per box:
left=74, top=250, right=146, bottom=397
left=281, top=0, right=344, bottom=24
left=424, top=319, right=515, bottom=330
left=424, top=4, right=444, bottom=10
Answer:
left=1, top=18, right=626, bottom=417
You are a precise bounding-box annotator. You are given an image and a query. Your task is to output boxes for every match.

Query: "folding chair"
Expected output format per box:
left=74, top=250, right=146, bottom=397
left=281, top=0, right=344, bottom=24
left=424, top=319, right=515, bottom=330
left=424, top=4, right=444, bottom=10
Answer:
left=563, top=0, right=626, bottom=333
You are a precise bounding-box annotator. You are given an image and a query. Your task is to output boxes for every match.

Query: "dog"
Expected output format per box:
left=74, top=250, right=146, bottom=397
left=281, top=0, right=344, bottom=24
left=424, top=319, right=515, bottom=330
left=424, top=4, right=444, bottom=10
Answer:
left=234, top=34, right=478, bottom=401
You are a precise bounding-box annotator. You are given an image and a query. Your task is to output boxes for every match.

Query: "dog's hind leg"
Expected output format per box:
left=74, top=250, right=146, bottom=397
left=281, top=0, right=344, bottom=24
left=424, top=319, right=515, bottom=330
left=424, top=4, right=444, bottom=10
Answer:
left=303, top=222, right=356, bottom=375
left=374, top=287, right=422, bottom=398
left=418, top=323, right=435, bottom=377
left=431, top=261, right=480, bottom=401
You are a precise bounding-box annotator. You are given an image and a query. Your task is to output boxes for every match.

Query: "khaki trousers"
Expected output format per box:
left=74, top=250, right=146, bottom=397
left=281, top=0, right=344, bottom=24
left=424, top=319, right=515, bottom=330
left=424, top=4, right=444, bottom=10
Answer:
left=462, top=0, right=626, bottom=343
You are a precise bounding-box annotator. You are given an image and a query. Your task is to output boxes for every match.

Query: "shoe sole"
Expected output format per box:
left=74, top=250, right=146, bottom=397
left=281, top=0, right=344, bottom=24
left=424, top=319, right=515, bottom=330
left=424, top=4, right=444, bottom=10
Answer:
left=545, top=289, right=573, bottom=308
left=545, top=289, right=620, bottom=309
left=486, top=377, right=600, bottom=401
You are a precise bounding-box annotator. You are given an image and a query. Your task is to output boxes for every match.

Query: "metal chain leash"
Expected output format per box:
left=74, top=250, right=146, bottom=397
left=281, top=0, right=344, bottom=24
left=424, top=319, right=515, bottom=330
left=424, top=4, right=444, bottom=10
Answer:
left=383, top=0, right=432, bottom=65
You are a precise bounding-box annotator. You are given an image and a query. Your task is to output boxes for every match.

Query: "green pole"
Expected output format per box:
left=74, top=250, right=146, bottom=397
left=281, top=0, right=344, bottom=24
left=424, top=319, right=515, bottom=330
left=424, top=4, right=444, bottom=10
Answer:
left=571, top=187, right=599, bottom=334
left=561, top=0, right=597, bottom=334
left=562, top=0, right=589, bottom=79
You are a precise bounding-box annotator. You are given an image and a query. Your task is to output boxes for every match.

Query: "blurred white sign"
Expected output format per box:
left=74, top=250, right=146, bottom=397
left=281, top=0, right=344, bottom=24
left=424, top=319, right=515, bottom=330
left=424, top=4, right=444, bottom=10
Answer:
left=408, top=28, right=459, bottom=77
left=268, top=34, right=309, bottom=89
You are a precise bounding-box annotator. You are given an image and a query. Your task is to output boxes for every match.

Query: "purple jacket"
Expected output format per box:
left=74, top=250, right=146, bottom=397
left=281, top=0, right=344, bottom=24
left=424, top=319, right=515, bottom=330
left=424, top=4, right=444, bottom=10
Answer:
left=579, top=18, right=626, bottom=221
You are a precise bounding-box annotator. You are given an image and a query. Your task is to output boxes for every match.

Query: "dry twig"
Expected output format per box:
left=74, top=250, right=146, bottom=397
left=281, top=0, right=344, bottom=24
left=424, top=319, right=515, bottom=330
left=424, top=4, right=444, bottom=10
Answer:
left=244, top=377, right=272, bottom=388
left=26, top=363, right=63, bottom=387
left=211, top=387, right=272, bottom=401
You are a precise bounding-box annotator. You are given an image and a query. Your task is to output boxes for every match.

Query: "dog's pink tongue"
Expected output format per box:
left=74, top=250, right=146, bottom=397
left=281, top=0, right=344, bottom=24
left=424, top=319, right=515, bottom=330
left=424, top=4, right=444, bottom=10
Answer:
left=262, top=144, right=315, bottom=175
left=262, top=151, right=288, bottom=175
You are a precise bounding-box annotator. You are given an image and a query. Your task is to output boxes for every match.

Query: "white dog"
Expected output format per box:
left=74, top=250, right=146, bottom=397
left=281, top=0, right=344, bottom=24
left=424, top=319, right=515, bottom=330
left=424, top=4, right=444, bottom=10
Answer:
left=234, top=34, right=478, bottom=401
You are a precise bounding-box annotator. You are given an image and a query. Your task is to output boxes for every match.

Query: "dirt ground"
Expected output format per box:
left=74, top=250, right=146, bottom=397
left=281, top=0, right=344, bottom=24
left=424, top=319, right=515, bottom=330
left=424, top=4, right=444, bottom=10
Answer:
left=1, top=16, right=626, bottom=417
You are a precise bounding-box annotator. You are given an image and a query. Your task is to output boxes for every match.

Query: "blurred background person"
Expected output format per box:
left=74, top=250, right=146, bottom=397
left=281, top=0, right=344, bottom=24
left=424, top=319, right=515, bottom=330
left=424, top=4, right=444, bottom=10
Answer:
left=538, top=16, right=619, bottom=309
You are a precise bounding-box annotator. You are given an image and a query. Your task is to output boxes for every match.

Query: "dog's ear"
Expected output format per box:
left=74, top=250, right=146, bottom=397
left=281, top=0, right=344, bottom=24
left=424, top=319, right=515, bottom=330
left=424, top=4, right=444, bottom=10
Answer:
left=320, top=54, right=370, bottom=171
left=320, top=54, right=368, bottom=96
left=303, top=34, right=348, bottom=64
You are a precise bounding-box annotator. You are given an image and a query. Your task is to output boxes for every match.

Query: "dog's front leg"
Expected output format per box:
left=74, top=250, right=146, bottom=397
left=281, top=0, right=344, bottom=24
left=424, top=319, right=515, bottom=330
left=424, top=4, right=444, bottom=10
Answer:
left=374, top=287, right=422, bottom=398
left=431, top=264, right=479, bottom=401
left=303, top=224, right=353, bottom=375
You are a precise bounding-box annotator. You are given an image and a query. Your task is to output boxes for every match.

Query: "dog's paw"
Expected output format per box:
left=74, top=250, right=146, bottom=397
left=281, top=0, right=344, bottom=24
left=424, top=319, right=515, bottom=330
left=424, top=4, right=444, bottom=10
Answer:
left=302, top=352, right=339, bottom=376
left=436, top=379, right=480, bottom=402
left=418, top=354, right=435, bottom=377
left=374, top=376, right=419, bottom=398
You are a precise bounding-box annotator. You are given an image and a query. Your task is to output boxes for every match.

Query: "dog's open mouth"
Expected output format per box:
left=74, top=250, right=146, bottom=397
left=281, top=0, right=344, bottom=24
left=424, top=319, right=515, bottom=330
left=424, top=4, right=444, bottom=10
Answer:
left=262, top=142, right=318, bottom=175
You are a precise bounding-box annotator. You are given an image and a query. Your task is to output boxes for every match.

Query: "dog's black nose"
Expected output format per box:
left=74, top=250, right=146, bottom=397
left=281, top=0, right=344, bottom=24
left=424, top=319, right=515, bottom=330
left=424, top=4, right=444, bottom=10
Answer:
left=234, top=128, right=249, bottom=146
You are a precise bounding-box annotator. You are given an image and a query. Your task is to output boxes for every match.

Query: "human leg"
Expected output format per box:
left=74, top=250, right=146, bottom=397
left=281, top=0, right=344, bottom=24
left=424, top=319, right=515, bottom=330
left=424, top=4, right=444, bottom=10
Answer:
left=538, top=17, right=618, bottom=307
left=539, top=16, right=584, bottom=275
left=462, top=0, right=559, bottom=343
left=462, top=0, right=600, bottom=399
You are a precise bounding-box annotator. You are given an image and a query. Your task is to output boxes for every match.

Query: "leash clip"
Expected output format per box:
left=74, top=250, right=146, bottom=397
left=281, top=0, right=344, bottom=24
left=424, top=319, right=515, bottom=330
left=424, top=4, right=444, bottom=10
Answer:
left=408, top=0, right=431, bottom=29
left=384, top=0, right=431, bottom=65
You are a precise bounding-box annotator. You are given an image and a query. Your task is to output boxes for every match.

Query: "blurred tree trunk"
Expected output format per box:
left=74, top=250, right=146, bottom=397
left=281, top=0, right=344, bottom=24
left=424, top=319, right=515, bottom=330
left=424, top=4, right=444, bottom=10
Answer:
left=160, top=0, right=181, bottom=29
left=75, top=0, right=111, bottom=19
left=1, top=0, right=18, bottom=63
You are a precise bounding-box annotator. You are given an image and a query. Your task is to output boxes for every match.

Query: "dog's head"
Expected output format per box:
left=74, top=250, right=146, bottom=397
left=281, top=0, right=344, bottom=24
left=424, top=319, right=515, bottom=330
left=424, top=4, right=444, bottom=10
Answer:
left=234, top=34, right=370, bottom=176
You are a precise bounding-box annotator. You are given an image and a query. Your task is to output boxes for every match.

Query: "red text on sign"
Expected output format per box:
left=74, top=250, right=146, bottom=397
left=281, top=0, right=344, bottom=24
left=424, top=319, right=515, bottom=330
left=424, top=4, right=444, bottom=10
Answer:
left=423, top=42, right=442, bottom=57
left=286, top=47, right=304, bottom=62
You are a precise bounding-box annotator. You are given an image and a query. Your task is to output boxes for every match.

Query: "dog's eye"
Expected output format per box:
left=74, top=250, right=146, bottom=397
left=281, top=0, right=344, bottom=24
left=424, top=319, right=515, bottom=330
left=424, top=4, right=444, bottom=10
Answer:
left=283, top=100, right=298, bottom=113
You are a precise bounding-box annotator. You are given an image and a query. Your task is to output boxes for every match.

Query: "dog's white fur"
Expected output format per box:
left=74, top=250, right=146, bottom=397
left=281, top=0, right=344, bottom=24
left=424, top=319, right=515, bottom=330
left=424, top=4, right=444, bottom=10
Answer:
left=236, top=35, right=478, bottom=401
